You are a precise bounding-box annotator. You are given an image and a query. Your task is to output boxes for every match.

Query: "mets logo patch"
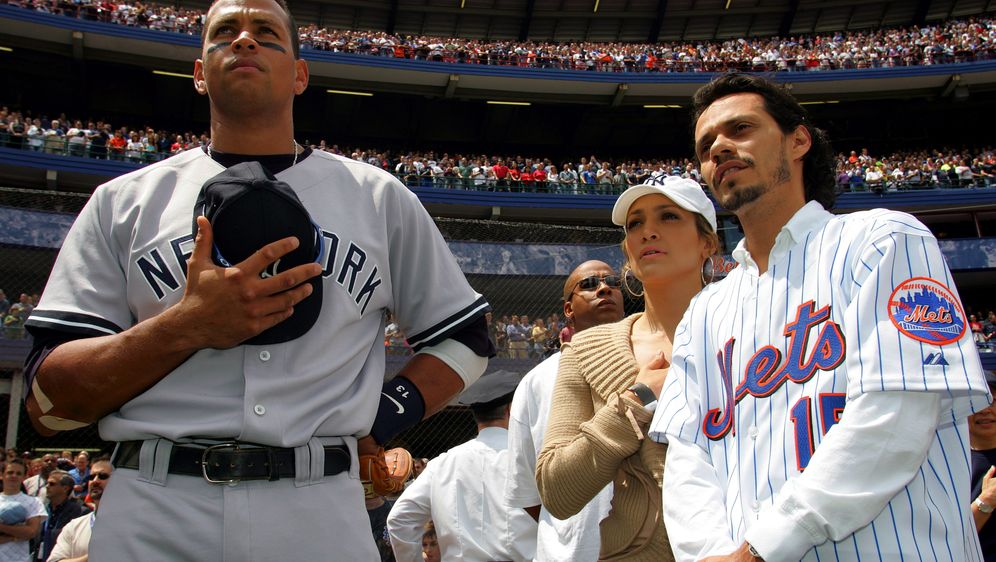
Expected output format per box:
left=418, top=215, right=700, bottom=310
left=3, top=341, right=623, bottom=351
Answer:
left=888, top=277, right=966, bottom=346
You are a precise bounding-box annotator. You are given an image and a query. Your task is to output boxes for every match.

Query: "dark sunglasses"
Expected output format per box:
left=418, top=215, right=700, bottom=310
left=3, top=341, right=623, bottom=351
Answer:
left=87, top=473, right=110, bottom=481
left=571, top=274, right=622, bottom=294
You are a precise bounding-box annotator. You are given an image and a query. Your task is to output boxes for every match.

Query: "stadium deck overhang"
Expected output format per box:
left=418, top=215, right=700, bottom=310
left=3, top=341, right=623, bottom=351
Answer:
left=3, top=4, right=996, bottom=106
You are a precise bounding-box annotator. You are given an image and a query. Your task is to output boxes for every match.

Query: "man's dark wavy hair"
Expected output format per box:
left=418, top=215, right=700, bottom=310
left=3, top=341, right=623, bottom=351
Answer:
left=691, top=73, right=837, bottom=210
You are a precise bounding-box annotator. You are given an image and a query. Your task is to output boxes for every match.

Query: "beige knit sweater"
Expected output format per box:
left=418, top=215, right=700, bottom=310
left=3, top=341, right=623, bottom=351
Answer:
left=536, top=314, right=672, bottom=561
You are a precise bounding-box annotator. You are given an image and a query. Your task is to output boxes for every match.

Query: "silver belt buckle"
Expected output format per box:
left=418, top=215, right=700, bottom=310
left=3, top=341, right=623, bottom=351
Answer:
left=200, top=442, right=242, bottom=484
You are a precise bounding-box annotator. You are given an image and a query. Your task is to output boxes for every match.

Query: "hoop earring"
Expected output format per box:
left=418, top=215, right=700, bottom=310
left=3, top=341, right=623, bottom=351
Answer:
left=701, top=255, right=718, bottom=286
left=622, top=266, right=644, bottom=298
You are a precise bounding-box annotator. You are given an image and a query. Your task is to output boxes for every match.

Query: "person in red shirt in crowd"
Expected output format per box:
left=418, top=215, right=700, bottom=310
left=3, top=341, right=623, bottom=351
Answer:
left=108, top=130, right=127, bottom=160
left=507, top=164, right=521, bottom=191
left=169, top=135, right=185, bottom=154
left=519, top=166, right=534, bottom=191
left=532, top=165, right=547, bottom=191
left=493, top=159, right=509, bottom=190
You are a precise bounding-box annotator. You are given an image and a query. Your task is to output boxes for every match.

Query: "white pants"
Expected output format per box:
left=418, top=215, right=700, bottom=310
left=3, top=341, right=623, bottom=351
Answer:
left=90, top=438, right=378, bottom=562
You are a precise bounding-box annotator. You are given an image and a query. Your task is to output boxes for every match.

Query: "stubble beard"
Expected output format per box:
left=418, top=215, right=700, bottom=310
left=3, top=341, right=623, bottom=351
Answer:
left=713, top=153, right=791, bottom=213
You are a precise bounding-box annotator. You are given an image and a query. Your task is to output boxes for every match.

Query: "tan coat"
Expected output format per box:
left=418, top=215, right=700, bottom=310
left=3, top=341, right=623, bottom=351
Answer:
left=536, top=314, right=672, bottom=561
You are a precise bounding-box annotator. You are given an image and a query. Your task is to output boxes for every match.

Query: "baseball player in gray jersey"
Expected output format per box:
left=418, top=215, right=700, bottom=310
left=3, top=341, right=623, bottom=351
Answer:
left=650, top=73, right=988, bottom=561
left=22, top=0, right=492, bottom=559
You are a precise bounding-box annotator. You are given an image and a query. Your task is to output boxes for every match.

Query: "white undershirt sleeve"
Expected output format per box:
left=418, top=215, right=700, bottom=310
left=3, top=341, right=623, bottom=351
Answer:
left=744, top=391, right=941, bottom=562
left=662, top=435, right=739, bottom=561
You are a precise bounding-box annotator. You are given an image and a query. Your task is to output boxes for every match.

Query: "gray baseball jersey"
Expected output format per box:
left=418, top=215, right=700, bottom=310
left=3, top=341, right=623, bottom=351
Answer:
left=26, top=148, right=489, bottom=560
left=28, top=148, right=488, bottom=446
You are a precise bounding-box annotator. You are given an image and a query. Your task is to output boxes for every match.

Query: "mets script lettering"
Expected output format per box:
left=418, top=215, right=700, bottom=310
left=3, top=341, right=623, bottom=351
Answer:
left=703, top=301, right=846, bottom=440
left=903, top=305, right=953, bottom=324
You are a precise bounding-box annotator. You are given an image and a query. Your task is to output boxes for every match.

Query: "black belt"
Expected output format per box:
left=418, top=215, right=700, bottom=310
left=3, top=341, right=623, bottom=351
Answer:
left=114, top=440, right=351, bottom=484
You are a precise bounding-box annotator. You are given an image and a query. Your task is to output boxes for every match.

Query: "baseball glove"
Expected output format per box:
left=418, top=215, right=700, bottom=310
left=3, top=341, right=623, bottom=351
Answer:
left=360, top=446, right=413, bottom=498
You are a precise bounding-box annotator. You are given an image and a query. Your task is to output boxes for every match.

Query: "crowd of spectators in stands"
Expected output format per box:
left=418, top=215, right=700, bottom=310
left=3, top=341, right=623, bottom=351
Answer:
left=7, top=0, right=996, bottom=72
left=0, top=106, right=209, bottom=164
left=835, top=146, right=996, bottom=191
left=969, top=309, right=996, bottom=352
left=391, top=308, right=996, bottom=359
left=3, top=104, right=994, bottom=192
left=0, top=289, right=38, bottom=339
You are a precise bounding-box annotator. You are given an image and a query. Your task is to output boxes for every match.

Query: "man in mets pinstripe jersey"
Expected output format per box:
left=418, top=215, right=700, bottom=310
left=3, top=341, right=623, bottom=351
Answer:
left=19, top=0, right=492, bottom=559
left=649, top=73, right=989, bottom=562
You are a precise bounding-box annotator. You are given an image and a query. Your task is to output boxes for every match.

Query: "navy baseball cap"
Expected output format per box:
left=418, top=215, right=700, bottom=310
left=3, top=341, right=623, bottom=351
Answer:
left=194, top=161, right=324, bottom=345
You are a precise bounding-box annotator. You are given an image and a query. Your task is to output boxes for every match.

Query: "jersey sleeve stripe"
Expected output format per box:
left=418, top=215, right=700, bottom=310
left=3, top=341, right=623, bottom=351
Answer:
left=25, top=310, right=123, bottom=337
left=405, top=296, right=491, bottom=351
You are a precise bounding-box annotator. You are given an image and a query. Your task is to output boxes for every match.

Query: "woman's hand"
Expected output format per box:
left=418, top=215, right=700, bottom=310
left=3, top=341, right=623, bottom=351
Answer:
left=634, top=350, right=669, bottom=397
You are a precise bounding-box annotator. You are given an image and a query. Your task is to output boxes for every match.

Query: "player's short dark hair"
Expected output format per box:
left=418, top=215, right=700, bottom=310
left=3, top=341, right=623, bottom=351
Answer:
left=469, top=394, right=512, bottom=423
left=203, top=0, right=301, bottom=59
left=691, top=73, right=837, bottom=210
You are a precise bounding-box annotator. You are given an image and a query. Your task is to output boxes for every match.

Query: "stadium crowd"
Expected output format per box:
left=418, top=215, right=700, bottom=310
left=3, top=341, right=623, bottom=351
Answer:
left=389, top=307, right=996, bottom=360
left=2, top=105, right=995, bottom=192
left=5, top=0, right=996, bottom=72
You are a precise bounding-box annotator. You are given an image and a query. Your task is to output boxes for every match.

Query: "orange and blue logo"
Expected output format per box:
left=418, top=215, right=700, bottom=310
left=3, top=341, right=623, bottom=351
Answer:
left=888, top=277, right=966, bottom=346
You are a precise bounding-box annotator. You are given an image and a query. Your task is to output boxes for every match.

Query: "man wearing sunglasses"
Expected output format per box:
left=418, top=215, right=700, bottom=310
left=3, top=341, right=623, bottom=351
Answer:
left=47, top=460, right=113, bottom=562
left=504, top=260, right=625, bottom=561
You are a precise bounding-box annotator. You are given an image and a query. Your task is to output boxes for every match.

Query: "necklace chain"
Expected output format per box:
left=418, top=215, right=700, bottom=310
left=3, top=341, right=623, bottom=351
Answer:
left=207, top=139, right=300, bottom=168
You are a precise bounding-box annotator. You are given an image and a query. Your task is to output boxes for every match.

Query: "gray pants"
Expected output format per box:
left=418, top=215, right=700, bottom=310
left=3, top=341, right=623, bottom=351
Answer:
left=91, top=438, right=378, bottom=561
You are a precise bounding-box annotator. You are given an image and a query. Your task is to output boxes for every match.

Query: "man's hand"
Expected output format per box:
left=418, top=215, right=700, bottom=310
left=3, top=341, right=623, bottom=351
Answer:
left=699, top=543, right=761, bottom=562
left=175, top=216, right=323, bottom=349
left=358, top=436, right=413, bottom=497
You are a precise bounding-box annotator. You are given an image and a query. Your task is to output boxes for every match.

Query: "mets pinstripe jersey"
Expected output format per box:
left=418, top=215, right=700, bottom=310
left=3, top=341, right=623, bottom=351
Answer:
left=650, top=201, right=989, bottom=561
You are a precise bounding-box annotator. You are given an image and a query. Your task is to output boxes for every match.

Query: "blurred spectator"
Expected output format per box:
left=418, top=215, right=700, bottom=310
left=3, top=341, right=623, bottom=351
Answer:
left=67, top=452, right=89, bottom=497
left=43, top=119, right=64, bottom=154
left=23, top=454, right=56, bottom=505
left=506, top=315, right=529, bottom=359
left=47, top=460, right=114, bottom=562
left=39, top=470, right=86, bottom=562
left=0, top=458, right=46, bottom=562
left=529, top=318, right=548, bottom=359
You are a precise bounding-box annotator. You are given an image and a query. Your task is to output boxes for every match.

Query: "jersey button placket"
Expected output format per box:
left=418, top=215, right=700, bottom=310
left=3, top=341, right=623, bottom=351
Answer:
left=253, top=352, right=270, bottom=416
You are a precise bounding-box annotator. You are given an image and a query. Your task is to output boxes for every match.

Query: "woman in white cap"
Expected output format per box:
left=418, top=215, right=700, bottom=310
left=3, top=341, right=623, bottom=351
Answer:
left=536, top=174, right=720, bottom=561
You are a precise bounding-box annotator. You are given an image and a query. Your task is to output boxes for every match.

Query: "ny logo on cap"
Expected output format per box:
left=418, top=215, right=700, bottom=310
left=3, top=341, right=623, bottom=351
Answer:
left=261, top=258, right=282, bottom=279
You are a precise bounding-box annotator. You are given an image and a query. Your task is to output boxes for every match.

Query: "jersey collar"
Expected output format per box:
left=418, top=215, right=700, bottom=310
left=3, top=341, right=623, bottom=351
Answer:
left=731, top=200, right=832, bottom=275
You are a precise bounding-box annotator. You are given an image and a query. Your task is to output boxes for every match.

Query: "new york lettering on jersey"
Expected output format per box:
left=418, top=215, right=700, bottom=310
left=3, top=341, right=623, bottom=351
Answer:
left=136, top=229, right=383, bottom=314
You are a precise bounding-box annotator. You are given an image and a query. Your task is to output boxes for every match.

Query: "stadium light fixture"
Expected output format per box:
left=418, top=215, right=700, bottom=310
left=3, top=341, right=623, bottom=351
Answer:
left=0, top=46, right=12, bottom=53
left=487, top=101, right=531, bottom=106
left=153, top=70, right=194, bottom=79
left=326, top=89, right=374, bottom=97
left=643, top=104, right=682, bottom=109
